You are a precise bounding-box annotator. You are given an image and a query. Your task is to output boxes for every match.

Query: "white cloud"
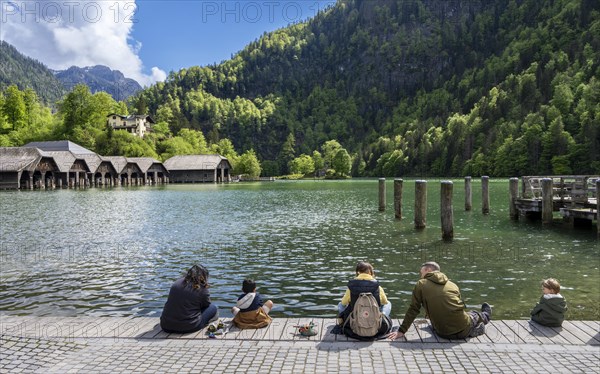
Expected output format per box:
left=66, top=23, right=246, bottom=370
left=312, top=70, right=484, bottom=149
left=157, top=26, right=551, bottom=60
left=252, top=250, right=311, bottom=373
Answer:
left=150, top=67, right=167, bottom=83
left=0, top=0, right=165, bottom=86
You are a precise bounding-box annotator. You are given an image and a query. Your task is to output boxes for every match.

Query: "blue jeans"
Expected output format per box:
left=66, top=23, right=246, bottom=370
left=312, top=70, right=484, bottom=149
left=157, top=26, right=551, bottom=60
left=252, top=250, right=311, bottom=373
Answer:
left=199, top=304, right=219, bottom=329
left=337, top=301, right=392, bottom=317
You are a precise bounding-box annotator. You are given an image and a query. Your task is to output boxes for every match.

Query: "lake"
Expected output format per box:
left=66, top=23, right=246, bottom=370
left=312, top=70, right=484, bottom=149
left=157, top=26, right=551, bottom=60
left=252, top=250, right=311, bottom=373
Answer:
left=0, top=179, right=598, bottom=320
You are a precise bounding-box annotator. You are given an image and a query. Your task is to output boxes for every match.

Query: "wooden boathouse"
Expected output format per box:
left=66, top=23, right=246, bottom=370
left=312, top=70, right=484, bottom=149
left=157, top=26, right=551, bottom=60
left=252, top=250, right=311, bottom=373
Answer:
left=0, top=141, right=234, bottom=190
left=26, top=141, right=110, bottom=187
left=163, top=155, right=232, bottom=183
left=127, top=157, right=169, bottom=185
left=0, top=147, right=59, bottom=189
left=102, top=156, right=143, bottom=186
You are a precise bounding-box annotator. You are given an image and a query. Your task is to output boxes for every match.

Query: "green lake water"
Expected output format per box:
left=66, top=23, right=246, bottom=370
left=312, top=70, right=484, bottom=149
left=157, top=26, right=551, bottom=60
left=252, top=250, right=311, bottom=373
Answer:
left=0, top=179, right=598, bottom=320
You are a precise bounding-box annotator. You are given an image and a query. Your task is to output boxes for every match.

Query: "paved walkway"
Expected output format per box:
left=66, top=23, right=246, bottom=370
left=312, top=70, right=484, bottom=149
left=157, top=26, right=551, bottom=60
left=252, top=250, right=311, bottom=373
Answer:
left=1, top=317, right=599, bottom=373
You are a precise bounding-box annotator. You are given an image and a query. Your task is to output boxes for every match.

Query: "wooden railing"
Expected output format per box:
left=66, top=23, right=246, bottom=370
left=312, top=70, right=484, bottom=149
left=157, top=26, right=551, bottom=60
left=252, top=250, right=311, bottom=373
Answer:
left=521, top=175, right=599, bottom=201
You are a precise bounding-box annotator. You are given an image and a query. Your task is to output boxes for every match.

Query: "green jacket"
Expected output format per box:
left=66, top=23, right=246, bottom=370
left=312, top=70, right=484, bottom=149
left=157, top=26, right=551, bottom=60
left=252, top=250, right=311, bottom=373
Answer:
left=530, top=294, right=567, bottom=327
left=399, top=271, right=471, bottom=337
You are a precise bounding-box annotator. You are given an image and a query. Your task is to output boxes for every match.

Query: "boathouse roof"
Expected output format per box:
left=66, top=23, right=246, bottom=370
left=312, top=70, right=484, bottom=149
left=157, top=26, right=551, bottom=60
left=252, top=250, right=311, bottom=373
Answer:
left=126, top=157, right=164, bottom=173
left=24, top=141, right=95, bottom=154
left=43, top=151, right=76, bottom=172
left=101, top=156, right=128, bottom=174
left=0, top=147, right=46, bottom=172
left=43, top=151, right=92, bottom=173
left=163, top=155, right=230, bottom=171
left=74, top=153, right=103, bottom=172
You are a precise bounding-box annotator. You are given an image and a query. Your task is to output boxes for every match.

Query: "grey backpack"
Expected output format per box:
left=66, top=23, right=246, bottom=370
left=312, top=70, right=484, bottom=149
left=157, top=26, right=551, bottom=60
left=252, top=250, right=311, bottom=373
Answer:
left=345, top=292, right=382, bottom=337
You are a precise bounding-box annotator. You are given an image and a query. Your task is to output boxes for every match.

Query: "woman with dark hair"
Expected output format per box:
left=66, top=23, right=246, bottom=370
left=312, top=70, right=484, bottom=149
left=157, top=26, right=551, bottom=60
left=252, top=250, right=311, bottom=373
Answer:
left=160, top=264, right=219, bottom=333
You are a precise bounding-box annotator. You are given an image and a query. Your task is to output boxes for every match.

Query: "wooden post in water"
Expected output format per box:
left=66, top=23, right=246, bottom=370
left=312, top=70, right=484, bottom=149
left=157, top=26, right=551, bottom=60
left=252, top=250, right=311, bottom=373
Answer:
left=414, top=180, right=427, bottom=229
left=441, top=181, right=454, bottom=240
left=394, top=178, right=403, bottom=219
left=379, top=178, right=386, bottom=212
left=597, top=180, right=600, bottom=237
left=541, top=178, right=554, bottom=225
left=509, top=177, right=519, bottom=220
left=464, top=176, right=472, bottom=211
left=482, top=176, right=490, bottom=214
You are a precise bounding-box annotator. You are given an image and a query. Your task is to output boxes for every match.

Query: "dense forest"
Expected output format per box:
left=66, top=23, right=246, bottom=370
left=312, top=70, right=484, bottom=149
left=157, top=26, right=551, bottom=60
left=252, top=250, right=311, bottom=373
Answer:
left=0, top=83, right=263, bottom=176
left=1, top=0, right=599, bottom=177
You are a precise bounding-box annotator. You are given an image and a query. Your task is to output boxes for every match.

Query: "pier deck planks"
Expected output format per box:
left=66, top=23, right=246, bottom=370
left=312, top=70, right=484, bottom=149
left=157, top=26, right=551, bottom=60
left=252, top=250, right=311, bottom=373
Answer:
left=2, top=316, right=599, bottom=346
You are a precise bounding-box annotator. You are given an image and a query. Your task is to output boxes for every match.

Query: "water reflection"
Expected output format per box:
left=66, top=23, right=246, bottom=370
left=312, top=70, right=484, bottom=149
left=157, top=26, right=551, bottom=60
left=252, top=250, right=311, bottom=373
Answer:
left=0, top=180, right=598, bottom=320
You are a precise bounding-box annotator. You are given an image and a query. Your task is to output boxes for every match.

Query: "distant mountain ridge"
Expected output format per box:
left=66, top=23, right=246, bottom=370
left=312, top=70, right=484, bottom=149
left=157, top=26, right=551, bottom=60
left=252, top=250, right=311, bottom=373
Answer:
left=0, top=41, right=65, bottom=104
left=0, top=41, right=142, bottom=102
left=54, top=65, right=142, bottom=101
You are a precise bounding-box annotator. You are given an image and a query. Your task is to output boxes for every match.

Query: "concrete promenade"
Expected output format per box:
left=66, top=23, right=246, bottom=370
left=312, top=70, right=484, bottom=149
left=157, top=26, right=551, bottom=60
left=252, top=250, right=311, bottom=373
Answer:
left=1, top=316, right=599, bottom=373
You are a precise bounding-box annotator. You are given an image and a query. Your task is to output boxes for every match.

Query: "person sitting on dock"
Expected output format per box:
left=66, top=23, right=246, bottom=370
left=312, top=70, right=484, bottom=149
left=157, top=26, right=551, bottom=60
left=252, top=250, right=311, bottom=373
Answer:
left=160, top=264, right=219, bottom=333
left=232, top=279, right=274, bottom=329
left=530, top=278, right=567, bottom=327
left=337, top=261, right=393, bottom=340
left=389, top=261, right=492, bottom=340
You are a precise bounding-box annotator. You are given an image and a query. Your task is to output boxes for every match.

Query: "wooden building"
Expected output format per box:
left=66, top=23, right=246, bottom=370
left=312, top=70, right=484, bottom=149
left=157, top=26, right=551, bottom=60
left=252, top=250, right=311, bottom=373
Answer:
left=102, top=156, right=144, bottom=186
left=75, top=153, right=118, bottom=187
left=126, top=157, right=169, bottom=185
left=163, top=155, right=231, bottom=183
left=0, top=147, right=60, bottom=189
left=25, top=141, right=99, bottom=187
left=1, top=141, right=222, bottom=189
left=43, top=151, right=91, bottom=188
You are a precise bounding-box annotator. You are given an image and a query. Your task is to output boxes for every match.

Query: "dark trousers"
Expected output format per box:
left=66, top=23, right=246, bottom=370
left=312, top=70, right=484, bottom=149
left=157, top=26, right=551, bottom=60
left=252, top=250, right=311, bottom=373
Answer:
left=438, top=310, right=491, bottom=339
left=161, top=304, right=219, bottom=334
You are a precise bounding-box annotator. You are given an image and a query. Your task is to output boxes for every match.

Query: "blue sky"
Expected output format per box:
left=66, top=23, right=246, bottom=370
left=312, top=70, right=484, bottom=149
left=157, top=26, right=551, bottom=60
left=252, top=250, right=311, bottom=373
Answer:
left=0, top=0, right=335, bottom=85
left=133, top=1, right=335, bottom=73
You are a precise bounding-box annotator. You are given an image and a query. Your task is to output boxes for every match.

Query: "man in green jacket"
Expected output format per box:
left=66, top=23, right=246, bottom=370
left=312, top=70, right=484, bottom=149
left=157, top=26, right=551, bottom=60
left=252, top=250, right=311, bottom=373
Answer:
left=389, top=261, right=492, bottom=340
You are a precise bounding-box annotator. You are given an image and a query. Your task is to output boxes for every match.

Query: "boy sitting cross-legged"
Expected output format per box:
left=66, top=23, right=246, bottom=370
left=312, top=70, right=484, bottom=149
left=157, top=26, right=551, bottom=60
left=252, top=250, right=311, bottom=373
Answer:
left=232, top=279, right=274, bottom=329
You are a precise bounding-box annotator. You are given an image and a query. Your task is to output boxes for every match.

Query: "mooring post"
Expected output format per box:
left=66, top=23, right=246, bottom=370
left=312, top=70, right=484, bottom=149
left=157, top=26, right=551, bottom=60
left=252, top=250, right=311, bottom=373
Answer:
left=465, top=176, right=472, bottom=211
left=542, top=178, right=554, bottom=225
left=379, top=178, right=386, bottom=212
left=482, top=176, right=490, bottom=214
left=441, top=181, right=454, bottom=240
left=596, top=179, right=599, bottom=237
left=415, top=180, right=427, bottom=229
left=394, top=178, right=403, bottom=219
left=509, top=177, right=519, bottom=220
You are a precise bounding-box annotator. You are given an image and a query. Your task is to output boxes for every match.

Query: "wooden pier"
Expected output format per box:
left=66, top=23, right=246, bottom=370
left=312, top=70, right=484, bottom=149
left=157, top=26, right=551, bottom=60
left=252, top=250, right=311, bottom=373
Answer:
left=1, top=316, right=598, bottom=345
left=511, top=175, right=599, bottom=233
left=2, top=316, right=599, bottom=373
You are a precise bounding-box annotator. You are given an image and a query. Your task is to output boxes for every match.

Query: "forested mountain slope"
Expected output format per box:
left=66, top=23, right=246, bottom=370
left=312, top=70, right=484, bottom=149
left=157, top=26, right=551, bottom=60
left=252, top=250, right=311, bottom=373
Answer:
left=0, top=41, right=65, bottom=104
left=135, top=0, right=599, bottom=177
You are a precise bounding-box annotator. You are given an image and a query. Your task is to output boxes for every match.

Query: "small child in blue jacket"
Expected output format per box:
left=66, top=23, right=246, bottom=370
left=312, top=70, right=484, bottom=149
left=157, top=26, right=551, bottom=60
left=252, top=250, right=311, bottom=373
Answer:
left=232, top=279, right=274, bottom=329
